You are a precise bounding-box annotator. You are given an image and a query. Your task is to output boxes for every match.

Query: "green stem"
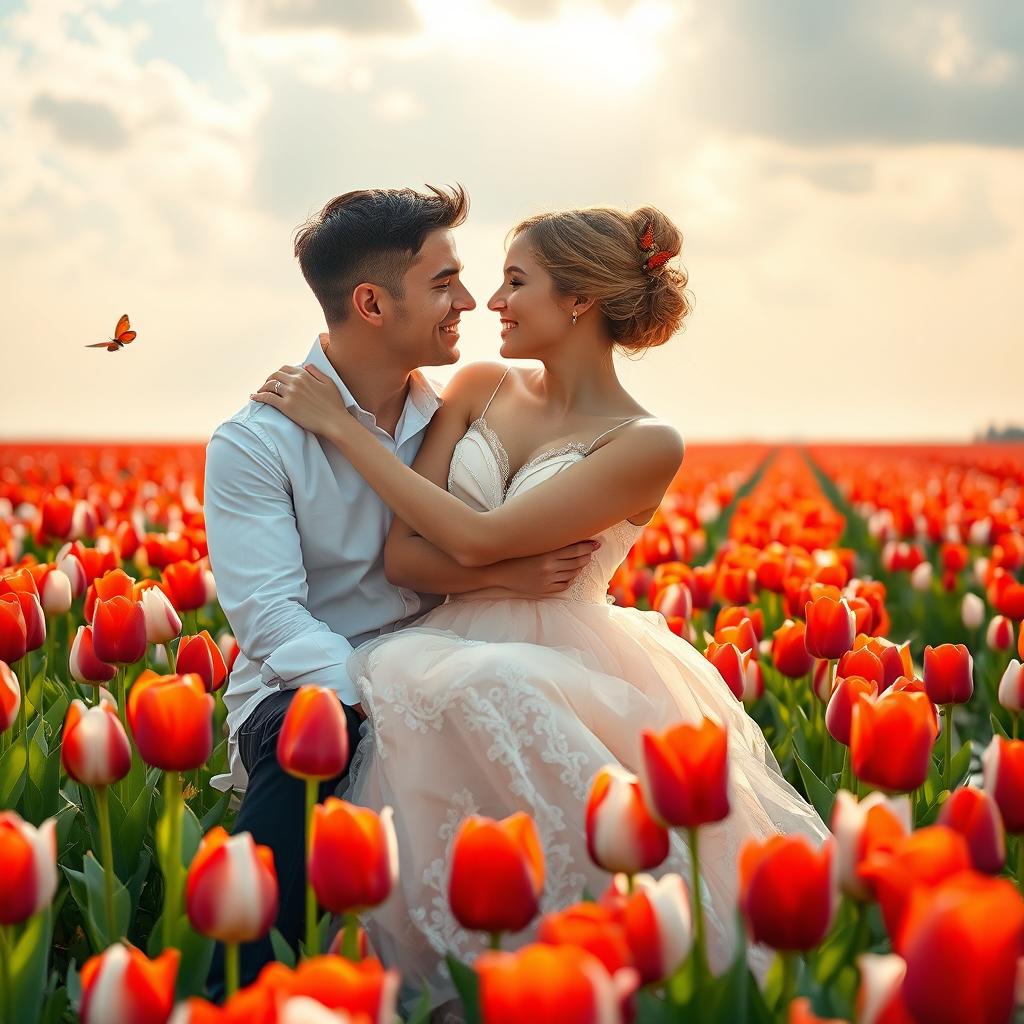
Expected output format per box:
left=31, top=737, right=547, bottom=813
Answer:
left=489, top=932, right=502, bottom=951
left=16, top=656, right=29, bottom=770
left=839, top=746, right=850, bottom=793
left=225, top=942, right=240, bottom=998
left=778, top=952, right=797, bottom=1014
left=942, top=704, right=952, bottom=793
left=305, top=777, right=318, bottom=958
left=114, top=666, right=127, bottom=730
left=687, top=827, right=708, bottom=981
left=163, top=642, right=177, bottom=673
left=0, top=925, right=12, bottom=1024
left=1017, top=837, right=1024, bottom=892
left=342, top=912, right=361, bottom=961
left=94, top=786, right=119, bottom=942
left=625, top=873, right=635, bottom=894
left=162, top=770, right=182, bottom=950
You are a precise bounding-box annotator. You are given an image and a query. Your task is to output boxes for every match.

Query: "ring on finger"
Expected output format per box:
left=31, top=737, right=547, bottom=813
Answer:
left=273, top=379, right=283, bottom=396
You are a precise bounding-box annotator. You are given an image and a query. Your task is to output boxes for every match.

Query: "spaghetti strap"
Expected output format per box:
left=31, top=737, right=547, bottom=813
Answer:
left=585, top=414, right=649, bottom=454
left=479, top=367, right=511, bottom=420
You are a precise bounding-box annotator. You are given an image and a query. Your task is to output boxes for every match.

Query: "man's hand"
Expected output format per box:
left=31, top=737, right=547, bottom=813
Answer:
left=493, top=540, right=600, bottom=597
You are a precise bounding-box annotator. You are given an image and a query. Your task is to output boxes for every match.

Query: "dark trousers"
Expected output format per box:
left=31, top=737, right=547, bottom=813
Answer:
left=206, top=689, right=365, bottom=997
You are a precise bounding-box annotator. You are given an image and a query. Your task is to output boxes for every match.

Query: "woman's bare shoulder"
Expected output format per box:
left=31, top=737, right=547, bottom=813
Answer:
left=440, top=361, right=513, bottom=413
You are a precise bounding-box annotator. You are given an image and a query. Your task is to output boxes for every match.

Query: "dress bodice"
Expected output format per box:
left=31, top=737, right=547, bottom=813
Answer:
left=446, top=418, right=645, bottom=603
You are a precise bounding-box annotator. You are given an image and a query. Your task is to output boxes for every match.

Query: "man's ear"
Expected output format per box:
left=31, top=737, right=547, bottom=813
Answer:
left=352, top=283, right=387, bottom=327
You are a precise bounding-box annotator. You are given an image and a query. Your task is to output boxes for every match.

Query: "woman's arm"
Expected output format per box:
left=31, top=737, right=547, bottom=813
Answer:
left=381, top=363, right=598, bottom=595
left=253, top=363, right=683, bottom=567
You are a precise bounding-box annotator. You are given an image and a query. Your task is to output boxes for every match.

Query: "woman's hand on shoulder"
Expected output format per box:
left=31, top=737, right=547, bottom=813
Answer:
left=250, top=364, right=353, bottom=441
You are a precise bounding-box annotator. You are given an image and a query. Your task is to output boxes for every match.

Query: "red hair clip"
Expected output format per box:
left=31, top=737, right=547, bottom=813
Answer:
left=638, top=219, right=674, bottom=273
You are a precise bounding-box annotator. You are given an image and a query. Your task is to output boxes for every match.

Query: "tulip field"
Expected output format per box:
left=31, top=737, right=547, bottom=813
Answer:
left=2, top=438, right=1024, bottom=1023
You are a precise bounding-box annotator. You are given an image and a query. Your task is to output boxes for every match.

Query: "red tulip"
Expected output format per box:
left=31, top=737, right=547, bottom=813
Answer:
left=982, top=735, right=1024, bottom=833
left=537, top=902, right=633, bottom=976
left=987, top=615, right=1014, bottom=651
left=0, top=660, right=19, bottom=733
left=811, top=658, right=834, bottom=703
left=186, top=827, right=278, bottom=943
left=256, top=956, right=398, bottom=1022
left=830, top=790, right=910, bottom=901
left=449, top=813, right=545, bottom=934
left=476, top=943, right=637, bottom=1024
left=585, top=765, right=669, bottom=875
left=176, top=631, right=228, bottom=692
left=93, top=595, right=147, bottom=665
left=0, top=812, right=57, bottom=925
left=84, top=567, right=137, bottom=623
left=825, top=675, right=879, bottom=746
left=61, top=698, right=132, bottom=788
left=741, top=655, right=764, bottom=703
left=900, top=873, right=1024, bottom=1024
left=276, top=685, right=350, bottom=781
left=0, top=592, right=28, bottom=664
left=601, top=872, right=693, bottom=985
left=804, top=596, right=856, bottom=660
left=717, top=566, right=756, bottom=605
left=993, top=579, right=1024, bottom=620
left=1019, top=621, right=1024, bottom=660
left=39, top=494, right=75, bottom=542
left=57, top=550, right=86, bottom=598
left=163, top=559, right=211, bottom=611
left=80, top=942, right=179, bottom=1024
left=639, top=718, right=730, bottom=828
left=852, top=635, right=913, bottom=691
left=923, top=644, right=974, bottom=705
left=127, top=671, right=213, bottom=771
left=703, top=640, right=746, bottom=700
left=836, top=647, right=884, bottom=688
left=714, top=617, right=758, bottom=655
left=937, top=786, right=1005, bottom=874
left=652, top=582, right=692, bottom=621
left=309, top=799, right=398, bottom=914
left=738, top=835, right=835, bottom=951
left=851, top=690, right=938, bottom=793
left=69, top=624, right=118, bottom=685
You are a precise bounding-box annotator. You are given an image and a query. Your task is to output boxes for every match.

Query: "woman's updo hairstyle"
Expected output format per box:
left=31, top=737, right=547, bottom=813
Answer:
left=511, top=205, right=692, bottom=354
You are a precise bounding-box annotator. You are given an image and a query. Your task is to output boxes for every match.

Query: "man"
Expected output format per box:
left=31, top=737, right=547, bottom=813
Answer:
left=203, top=185, right=590, bottom=988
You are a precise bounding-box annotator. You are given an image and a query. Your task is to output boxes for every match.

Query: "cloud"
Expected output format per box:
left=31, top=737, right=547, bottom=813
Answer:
left=239, top=0, right=420, bottom=36
left=29, top=92, right=127, bottom=149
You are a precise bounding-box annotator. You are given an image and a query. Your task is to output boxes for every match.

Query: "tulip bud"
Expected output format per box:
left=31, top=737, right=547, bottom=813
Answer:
left=851, top=690, right=938, bottom=793
left=39, top=568, right=72, bottom=615
left=826, top=676, right=879, bottom=746
left=537, top=902, right=633, bottom=976
left=772, top=619, right=815, bottom=679
left=61, top=698, right=132, bottom=788
left=602, top=872, right=693, bottom=985
left=176, top=631, right=228, bottom=693
left=163, top=560, right=209, bottom=611
left=961, top=592, right=985, bottom=631
left=830, top=790, right=910, bottom=900
left=309, top=800, right=398, bottom=914
left=585, top=765, right=669, bottom=875
left=937, top=785, right=1005, bottom=874
left=186, top=827, right=278, bottom=943
left=92, top=595, right=147, bottom=665
left=703, top=640, right=746, bottom=700
left=276, top=685, right=350, bottom=781
left=811, top=659, right=834, bottom=703
left=855, top=953, right=911, bottom=1024
left=987, top=615, right=1015, bottom=652
left=127, top=671, right=213, bottom=771
left=652, top=582, right=692, bottom=621
left=909, top=561, right=933, bottom=592
left=639, top=718, right=730, bottom=829
left=0, top=660, right=20, bottom=733
left=997, top=659, right=1024, bottom=713
left=983, top=735, right=1024, bottom=833
left=922, top=644, right=974, bottom=706
left=477, top=943, right=638, bottom=1024
left=0, top=812, right=57, bottom=925
left=804, top=596, right=856, bottom=660
left=738, top=835, right=835, bottom=951
left=0, top=593, right=28, bottom=665
left=80, top=943, right=179, bottom=1024
left=57, top=551, right=86, bottom=598
left=69, top=624, right=117, bottom=685
left=969, top=518, right=992, bottom=547
left=742, top=656, right=764, bottom=703
left=449, top=813, right=544, bottom=934
left=140, top=586, right=182, bottom=645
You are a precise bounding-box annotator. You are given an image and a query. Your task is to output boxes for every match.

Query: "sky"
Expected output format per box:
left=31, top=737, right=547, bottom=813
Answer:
left=0, top=0, right=1021, bottom=442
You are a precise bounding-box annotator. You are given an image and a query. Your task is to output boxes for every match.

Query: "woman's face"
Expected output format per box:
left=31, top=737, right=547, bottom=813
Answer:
left=487, top=235, right=573, bottom=359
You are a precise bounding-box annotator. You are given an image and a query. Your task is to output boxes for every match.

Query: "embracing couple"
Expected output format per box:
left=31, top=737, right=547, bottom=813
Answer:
left=203, top=185, right=827, bottom=1010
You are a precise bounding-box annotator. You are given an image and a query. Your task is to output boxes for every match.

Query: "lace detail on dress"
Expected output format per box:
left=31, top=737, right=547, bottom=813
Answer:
left=470, top=418, right=509, bottom=482
left=506, top=440, right=590, bottom=497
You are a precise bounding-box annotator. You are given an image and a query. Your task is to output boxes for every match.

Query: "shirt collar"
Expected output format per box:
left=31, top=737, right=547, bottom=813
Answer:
left=303, top=336, right=442, bottom=442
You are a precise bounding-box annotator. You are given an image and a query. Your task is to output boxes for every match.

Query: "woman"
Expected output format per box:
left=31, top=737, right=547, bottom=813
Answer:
left=252, top=205, right=828, bottom=1005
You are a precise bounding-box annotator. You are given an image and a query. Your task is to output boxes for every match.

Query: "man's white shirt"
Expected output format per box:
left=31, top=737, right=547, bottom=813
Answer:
left=204, top=336, right=445, bottom=793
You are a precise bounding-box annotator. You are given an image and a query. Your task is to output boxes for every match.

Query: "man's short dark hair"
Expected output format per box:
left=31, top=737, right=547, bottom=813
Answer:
left=293, top=185, right=469, bottom=324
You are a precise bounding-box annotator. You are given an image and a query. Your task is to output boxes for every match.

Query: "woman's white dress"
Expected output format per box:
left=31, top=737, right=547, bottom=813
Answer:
left=342, top=400, right=828, bottom=1008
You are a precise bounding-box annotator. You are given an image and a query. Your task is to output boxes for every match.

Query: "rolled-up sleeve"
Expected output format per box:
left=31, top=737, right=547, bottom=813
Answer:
left=203, top=420, right=358, bottom=704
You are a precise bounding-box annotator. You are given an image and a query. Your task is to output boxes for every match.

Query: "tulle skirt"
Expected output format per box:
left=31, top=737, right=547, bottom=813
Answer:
left=340, top=596, right=829, bottom=1011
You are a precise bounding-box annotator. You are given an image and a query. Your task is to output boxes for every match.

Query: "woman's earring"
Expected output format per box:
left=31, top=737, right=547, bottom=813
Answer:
left=571, top=310, right=578, bottom=326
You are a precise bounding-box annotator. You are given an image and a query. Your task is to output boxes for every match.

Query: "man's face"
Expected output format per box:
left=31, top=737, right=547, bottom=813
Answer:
left=386, top=229, right=476, bottom=368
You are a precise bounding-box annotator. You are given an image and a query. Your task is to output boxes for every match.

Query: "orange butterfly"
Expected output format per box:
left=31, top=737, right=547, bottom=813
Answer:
left=86, top=314, right=136, bottom=351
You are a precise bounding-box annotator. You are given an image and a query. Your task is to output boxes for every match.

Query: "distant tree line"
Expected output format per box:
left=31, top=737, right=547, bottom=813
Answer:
left=977, top=424, right=1024, bottom=442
